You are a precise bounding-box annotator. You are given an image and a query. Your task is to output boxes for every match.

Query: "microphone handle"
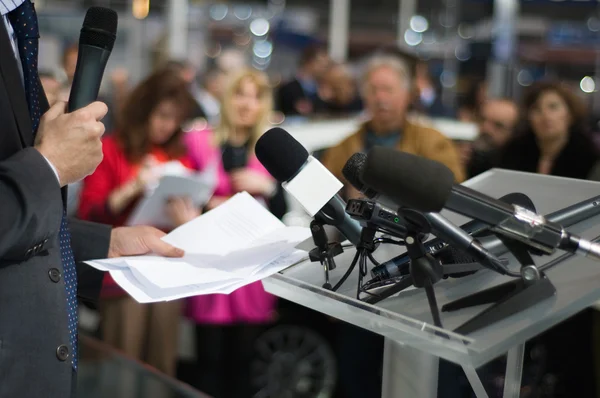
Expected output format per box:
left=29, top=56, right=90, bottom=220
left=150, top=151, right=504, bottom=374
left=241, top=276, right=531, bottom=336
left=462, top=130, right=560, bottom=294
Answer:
left=316, top=195, right=362, bottom=246
left=68, top=44, right=111, bottom=112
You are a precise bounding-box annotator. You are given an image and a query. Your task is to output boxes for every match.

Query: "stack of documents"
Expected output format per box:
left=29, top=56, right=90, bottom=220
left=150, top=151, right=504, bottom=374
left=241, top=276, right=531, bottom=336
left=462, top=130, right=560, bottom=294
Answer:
left=86, top=192, right=311, bottom=303
left=126, top=161, right=218, bottom=228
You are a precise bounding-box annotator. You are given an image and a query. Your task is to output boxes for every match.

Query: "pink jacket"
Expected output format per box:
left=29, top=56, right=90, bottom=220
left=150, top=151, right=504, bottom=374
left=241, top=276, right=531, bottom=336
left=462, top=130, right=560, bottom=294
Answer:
left=183, top=128, right=277, bottom=325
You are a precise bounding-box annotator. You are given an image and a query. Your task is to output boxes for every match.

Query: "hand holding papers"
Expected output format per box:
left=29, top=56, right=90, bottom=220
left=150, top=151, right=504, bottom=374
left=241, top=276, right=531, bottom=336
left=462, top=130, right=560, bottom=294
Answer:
left=87, top=192, right=311, bottom=303
left=126, top=161, right=218, bottom=228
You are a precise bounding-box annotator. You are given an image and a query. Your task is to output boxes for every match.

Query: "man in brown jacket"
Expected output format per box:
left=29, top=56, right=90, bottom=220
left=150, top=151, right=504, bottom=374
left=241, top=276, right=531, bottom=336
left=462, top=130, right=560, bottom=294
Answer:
left=321, top=54, right=465, bottom=197
left=322, top=53, right=465, bottom=398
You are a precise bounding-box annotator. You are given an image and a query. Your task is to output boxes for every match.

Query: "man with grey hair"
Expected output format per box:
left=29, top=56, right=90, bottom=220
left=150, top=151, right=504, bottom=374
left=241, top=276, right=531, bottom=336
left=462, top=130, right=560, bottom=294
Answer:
left=322, top=53, right=464, bottom=190
left=321, top=53, right=465, bottom=398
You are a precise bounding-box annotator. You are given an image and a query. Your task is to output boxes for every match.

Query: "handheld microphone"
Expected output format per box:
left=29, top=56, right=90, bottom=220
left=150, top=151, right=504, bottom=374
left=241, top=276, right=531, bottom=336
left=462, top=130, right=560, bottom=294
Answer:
left=68, top=7, right=118, bottom=112
left=255, top=128, right=362, bottom=246
left=222, top=143, right=248, bottom=172
left=361, top=146, right=600, bottom=260
left=342, top=152, right=510, bottom=275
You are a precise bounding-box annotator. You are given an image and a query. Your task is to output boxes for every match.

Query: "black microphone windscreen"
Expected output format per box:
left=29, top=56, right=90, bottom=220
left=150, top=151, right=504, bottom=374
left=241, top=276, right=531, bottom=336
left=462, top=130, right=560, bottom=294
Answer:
left=342, top=152, right=378, bottom=199
left=255, top=127, right=309, bottom=182
left=361, top=146, right=455, bottom=212
left=342, top=153, right=367, bottom=190
left=81, top=7, right=118, bottom=51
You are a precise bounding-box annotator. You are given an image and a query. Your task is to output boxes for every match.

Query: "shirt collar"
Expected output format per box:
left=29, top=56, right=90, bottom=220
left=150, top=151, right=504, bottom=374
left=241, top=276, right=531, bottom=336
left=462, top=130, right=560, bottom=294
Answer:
left=0, top=0, right=27, bottom=15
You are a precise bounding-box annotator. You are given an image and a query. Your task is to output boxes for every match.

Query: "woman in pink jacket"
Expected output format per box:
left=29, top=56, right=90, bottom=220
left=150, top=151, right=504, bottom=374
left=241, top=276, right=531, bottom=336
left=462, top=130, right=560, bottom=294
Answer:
left=184, top=69, right=283, bottom=398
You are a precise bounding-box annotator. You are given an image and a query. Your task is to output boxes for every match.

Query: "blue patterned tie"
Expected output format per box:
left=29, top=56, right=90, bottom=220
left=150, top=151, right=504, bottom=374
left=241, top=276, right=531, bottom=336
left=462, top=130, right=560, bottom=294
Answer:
left=8, top=0, right=79, bottom=370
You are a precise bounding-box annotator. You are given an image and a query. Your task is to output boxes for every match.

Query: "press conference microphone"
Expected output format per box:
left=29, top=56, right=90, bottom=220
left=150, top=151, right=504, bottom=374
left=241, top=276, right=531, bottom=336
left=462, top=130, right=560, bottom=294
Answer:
left=361, top=146, right=600, bottom=261
left=342, top=153, right=510, bottom=275
left=68, top=7, right=118, bottom=112
left=255, top=128, right=362, bottom=246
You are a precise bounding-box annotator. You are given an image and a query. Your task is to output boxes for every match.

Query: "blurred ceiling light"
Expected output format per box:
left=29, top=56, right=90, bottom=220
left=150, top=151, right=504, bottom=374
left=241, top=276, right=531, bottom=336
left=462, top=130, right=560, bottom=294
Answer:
left=253, top=41, right=273, bottom=58
left=458, top=24, right=473, bottom=39
left=234, top=5, right=253, bottom=20
left=205, top=43, right=222, bottom=59
left=455, top=46, right=471, bottom=61
left=234, top=33, right=252, bottom=46
left=404, top=29, right=422, bottom=46
left=440, top=71, right=456, bottom=88
left=517, top=70, right=533, bottom=87
left=132, top=0, right=149, bottom=19
left=588, top=16, right=600, bottom=32
left=581, top=76, right=596, bottom=93
left=210, top=4, right=228, bottom=21
left=422, top=32, right=436, bottom=45
left=250, top=18, right=270, bottom=36
left=410, top=16, right=428, bottom=33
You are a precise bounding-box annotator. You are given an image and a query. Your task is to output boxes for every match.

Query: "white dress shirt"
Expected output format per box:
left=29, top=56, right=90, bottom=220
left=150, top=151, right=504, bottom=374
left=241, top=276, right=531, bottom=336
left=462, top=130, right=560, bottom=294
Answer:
left=2, top=0, right=60, bottom=183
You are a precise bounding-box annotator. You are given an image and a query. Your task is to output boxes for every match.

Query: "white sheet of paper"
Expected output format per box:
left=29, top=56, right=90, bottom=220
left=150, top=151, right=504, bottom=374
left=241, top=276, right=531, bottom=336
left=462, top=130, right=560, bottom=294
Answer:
left=126, top=162, right=218, bottom=228
left=86, top=193, right=311, bottom=303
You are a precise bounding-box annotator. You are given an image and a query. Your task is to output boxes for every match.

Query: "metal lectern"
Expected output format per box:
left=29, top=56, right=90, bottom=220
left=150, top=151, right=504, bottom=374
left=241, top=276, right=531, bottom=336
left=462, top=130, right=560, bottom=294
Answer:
left=263, top=169, right=600, bottom=398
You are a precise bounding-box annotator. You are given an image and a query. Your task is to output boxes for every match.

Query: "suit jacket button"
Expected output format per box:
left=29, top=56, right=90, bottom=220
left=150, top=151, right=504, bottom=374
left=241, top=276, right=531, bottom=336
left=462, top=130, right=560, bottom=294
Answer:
left=56, top=345, right=69, bottom=361
left=48, top=268, right=61, bottom=283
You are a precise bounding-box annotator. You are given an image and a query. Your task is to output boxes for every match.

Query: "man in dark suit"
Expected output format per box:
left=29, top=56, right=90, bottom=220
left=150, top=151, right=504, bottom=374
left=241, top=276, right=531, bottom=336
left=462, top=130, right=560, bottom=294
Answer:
left=0, top=2, right=185, bottom=397
left=275, top=44, right=330, bottom=116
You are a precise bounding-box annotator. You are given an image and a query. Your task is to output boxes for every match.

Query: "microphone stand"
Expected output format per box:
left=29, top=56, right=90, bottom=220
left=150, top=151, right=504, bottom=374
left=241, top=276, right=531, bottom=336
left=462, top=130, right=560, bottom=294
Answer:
left=441, top=235, right=556, bottom=335
left=308, top=220, right=343, bottom=289
left=364, top=210, right=446, bottom=327
left=404, top=230, right=445, bottom=328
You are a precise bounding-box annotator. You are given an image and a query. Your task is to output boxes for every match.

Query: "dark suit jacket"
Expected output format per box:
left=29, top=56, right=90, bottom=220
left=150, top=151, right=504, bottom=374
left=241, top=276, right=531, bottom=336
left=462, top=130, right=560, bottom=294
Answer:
left=498, top=131, right=599, bottom=180
left=0, top=20, right=111, bottom=398
left=275, top=78, right=325, bottom=116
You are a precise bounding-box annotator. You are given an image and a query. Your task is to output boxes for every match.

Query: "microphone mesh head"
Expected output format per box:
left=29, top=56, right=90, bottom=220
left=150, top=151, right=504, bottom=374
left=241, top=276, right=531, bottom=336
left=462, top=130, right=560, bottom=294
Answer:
left=342, top=153, right=367, bottom=190
left=80, top=7, right=118, bottom=51
left=255, top=127, right=309, bottom=182
left=361, top=146, right=455, bottom=212
left=342, top=152, right=379, bottom=199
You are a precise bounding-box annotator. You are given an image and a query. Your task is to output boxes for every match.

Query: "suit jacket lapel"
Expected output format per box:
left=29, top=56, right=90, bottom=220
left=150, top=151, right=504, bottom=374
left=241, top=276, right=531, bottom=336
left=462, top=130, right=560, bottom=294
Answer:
left=0, top=18, right=33, bottom=147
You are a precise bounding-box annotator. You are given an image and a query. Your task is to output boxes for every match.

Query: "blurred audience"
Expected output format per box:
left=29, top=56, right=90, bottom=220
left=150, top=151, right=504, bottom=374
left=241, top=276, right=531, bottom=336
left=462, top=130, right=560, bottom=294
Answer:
left=458, top=79, right=487, bottom=122
left=78, top=69, right=200, bottom=376
left=317, top=62, right=363, bottom=116
left=464, top=98, right=519, bottom=178
left=321, top=53, right=465, bottom=398
left=184, top=69, right=285, bottom=398
left=39, top=70, right=61, bottom=107
left=500, top=81, right=599, bottom=178
left=484, top=81, right=599, bottom=397
left=413, top=61, right=453, bottom=118
left=193, top=67, right=226, bottom=126
left=163, top=60, right=226, bottom=127
left=322, top=54, right=465, bottom=193
left=276, top=44, right=330, bottom=116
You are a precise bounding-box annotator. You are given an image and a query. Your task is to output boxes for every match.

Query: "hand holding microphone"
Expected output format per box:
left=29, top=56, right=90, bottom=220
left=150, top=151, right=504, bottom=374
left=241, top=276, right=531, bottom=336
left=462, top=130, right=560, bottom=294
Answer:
left=35, top=101, right=108, bottom=186
left=35, top=7, right=117, bottom=187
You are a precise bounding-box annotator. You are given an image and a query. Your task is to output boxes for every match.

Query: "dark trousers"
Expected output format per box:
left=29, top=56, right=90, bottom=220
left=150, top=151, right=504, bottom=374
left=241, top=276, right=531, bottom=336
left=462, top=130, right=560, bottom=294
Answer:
left=195, top=324, right=265, bottom=398
left=71, top=368, right=77, bottom=398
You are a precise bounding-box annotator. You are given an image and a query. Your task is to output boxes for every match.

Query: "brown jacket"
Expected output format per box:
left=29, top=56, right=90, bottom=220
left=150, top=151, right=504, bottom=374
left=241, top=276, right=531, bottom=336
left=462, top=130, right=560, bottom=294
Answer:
left=321, top=120, right=466, bottom=188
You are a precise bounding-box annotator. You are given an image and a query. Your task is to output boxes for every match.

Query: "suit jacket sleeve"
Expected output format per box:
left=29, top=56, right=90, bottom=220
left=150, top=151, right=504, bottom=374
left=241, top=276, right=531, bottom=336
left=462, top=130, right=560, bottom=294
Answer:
left=0, top=147, right=63, bottom=261
left=69, top=218, right=112, bottom=305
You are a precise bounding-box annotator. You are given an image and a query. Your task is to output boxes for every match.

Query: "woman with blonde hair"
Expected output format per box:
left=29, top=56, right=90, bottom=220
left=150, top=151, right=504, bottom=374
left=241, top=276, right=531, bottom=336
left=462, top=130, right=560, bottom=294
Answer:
left=184, top=68, right=285, bottom=398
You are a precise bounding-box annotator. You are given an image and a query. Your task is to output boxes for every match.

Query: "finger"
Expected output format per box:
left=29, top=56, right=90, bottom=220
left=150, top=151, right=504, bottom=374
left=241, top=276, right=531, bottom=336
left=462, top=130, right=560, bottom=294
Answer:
left=91, top=121, right=106, bottom=137
left=80, top=101, right=109, bottom=121
left=43, top=100, right=66, bottom=120
left=147, top=236, right=185, bottom=257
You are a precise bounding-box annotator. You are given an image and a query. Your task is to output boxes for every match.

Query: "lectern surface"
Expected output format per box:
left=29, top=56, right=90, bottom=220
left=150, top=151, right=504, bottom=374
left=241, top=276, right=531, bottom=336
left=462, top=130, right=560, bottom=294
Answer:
left=264, top=169, right=600, bottom=368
